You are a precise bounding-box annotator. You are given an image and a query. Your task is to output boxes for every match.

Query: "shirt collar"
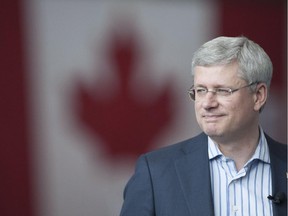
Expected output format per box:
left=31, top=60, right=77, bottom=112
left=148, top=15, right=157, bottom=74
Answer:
left=208, top=127, right=270, bottom=164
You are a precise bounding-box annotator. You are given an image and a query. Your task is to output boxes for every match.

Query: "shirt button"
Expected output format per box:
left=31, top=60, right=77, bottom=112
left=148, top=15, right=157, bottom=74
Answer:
left=232, top=205, right=239, bottom=212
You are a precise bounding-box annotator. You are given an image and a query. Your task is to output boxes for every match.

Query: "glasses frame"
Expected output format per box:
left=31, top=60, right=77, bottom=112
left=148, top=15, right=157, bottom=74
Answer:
left=188, top=82, right=258, bottom=101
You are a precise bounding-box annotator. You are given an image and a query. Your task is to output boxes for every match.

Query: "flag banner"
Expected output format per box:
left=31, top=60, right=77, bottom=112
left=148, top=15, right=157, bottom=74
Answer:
left=2, top=0, right=285, bottom=216
left=25, top=1, right=216, bottom=215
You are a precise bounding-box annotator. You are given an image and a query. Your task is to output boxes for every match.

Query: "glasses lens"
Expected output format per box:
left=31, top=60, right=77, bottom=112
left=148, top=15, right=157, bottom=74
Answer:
left=188, top=89, right=195, bottom=101
left=216, top=88, right=232, bottom=96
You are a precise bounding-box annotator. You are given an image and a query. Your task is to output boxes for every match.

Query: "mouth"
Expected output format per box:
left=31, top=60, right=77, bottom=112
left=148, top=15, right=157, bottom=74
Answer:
left=202, top=114, right=224, bottom=122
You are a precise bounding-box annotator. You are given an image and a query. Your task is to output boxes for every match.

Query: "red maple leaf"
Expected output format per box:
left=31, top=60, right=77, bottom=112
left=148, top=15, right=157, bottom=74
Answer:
left=75, top=26, right=175, bottom=160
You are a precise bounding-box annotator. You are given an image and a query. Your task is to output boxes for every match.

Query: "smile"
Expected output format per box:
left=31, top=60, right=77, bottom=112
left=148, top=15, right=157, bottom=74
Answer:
left=202, top=114, right=224, bottom=121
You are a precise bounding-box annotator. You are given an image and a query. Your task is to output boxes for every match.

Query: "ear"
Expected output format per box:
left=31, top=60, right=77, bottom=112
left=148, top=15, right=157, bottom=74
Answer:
left=253, top=83, right=268, bottom=112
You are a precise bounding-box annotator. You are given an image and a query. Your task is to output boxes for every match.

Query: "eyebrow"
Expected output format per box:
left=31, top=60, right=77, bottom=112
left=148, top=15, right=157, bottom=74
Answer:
left=194, top=84, right=233, bottom=88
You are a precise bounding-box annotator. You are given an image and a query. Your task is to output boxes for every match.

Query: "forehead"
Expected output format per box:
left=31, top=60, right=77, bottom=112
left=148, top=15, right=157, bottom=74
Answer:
left=194, top=63, right=241, bottom=85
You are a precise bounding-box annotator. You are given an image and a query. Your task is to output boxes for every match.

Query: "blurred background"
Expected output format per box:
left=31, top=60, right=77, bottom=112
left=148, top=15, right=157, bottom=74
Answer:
left=1, top=0, right=286, bottom=216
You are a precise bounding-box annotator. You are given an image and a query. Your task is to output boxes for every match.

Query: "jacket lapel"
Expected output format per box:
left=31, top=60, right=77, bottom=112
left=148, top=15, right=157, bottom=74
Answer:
left=174, top=134, right=214, bottom=216
left=267, top=135, right=287, bottom=216
left=173, top=133, right=287, bottom=216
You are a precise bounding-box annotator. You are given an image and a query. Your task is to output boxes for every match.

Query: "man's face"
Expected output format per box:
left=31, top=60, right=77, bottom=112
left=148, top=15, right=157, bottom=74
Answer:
left=193, top=62, right=259, bottom=143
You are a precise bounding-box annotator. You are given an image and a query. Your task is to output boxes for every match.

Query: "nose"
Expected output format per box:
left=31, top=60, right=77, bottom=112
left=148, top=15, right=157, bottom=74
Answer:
left=201, top=92, right=218, bottom=109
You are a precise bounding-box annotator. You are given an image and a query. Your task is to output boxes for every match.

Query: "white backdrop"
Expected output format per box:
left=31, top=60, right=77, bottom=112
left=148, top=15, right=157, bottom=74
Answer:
left=25, top=1, right=217, bottom=215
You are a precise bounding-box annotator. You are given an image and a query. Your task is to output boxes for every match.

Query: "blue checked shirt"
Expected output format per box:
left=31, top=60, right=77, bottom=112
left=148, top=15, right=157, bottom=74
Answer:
left=208, top=128, right=273, bottom=216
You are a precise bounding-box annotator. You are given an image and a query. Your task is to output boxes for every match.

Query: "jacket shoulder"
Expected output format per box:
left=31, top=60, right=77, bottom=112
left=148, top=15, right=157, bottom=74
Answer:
left=143, top=133, right=208, bottom=163
left=265, top=134, right=287, bottom=161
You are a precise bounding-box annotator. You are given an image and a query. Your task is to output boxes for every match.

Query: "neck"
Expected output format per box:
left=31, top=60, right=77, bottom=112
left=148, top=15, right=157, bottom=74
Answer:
left=212, top=127, right=261, bottom=171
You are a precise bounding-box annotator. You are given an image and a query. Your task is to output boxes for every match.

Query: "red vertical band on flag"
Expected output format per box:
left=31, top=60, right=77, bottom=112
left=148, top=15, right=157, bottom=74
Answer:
left=219, top=0, right=287, bottom=142
left=219, top=0, right=286, bottom=90
left=0, top=1, right=34, bottom=216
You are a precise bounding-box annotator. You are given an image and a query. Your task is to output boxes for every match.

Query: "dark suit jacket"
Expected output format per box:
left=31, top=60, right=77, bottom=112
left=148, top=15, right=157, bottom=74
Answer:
left=120, top=133, right=287, bottom=216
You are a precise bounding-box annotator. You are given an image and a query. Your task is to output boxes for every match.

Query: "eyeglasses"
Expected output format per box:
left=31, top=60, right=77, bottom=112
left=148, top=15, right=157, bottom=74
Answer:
left=188, top=82, right=258, bottom=101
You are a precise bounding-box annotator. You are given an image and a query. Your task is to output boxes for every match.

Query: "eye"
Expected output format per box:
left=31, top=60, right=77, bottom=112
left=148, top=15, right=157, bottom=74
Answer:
left=195, top=87, right=207, bottom=95
left=216, top=88, right=232, bottom=96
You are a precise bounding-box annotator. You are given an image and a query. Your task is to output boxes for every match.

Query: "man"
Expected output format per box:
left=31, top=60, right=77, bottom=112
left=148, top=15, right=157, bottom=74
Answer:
left=120, top=36, right=287, bottom=216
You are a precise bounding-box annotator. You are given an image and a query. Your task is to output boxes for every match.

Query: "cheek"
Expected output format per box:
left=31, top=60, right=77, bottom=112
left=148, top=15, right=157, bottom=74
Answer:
left=194, top=102, right=202, bottom=115
left=194, top=103, right=202, bottom=122
left=228, top=100, right=253, bottom=119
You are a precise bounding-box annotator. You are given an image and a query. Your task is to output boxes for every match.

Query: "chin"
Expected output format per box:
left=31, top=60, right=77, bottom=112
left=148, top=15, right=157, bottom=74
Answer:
left=203, top=128, right=224, bottom=138
left=201, top=125, right=218, bottom=134
left=205, top=132, right=221, bottom=138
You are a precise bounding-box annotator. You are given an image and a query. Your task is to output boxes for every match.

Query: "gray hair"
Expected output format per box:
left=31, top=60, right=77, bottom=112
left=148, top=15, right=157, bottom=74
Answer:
left=191, top=36, right=273, bottom=91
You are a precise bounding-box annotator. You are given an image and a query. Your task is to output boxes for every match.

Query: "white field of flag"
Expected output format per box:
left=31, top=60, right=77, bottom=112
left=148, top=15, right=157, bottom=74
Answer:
left=25, top=1, right=218, bottom=215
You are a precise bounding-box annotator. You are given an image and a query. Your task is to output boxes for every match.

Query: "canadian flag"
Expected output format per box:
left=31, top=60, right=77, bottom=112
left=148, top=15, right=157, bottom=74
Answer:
left=1, top=0, right=286, bottom=216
